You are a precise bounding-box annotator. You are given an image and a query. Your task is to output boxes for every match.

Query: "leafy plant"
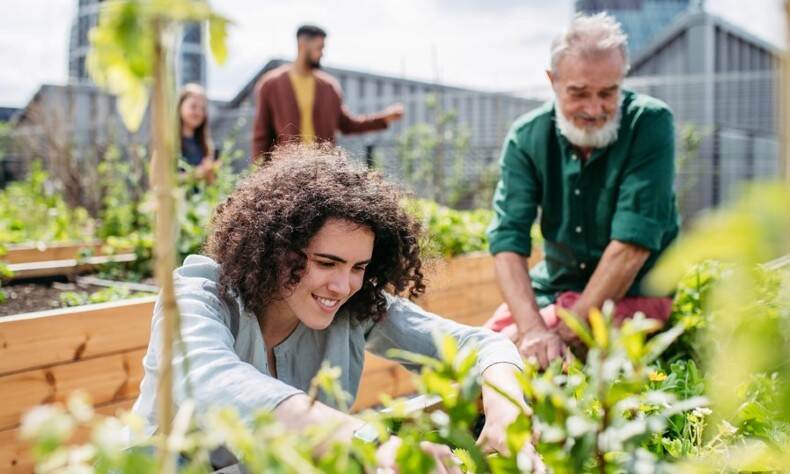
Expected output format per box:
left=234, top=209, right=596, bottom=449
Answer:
left=59, top=285, right=151, bottom=308
left=0, top=161, right=94, bottom=245
left=649, top=182, right=790, bottom=471
left=0, top=243, right=11, bottom=303
left=406, top=198, right=543, bottom=259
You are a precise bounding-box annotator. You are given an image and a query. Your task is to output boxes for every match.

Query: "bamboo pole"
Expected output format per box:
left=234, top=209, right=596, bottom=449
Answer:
left=151, top=19, right=179, bottom=474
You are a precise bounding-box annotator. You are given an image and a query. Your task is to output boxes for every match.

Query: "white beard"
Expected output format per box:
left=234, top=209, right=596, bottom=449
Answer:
left=555, top=99, right=622, bottom=149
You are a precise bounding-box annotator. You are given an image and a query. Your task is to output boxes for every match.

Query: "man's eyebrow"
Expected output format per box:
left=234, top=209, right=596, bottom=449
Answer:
left=313, top=253, right=371, bottom=265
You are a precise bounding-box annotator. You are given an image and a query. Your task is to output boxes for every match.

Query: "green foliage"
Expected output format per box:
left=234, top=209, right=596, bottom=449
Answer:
left=406, top=199, right=493, bottom=258
left=649, top=181, right=790, bottom=471
left=397, top=96, right=472, bottom=206
left=523, top=306, right=705, bottom=473
left=0, top=121, right=12, bottom=164
left=97, top=144, right=148, bottom=240
left=675, top=124, right=707, bottom=217
left=22, top=320, right=707, bottom=474
left=0, top=162, right=94, bottom=245
left=59, top=285, right=151, bottom=308
left=88, top=139, right=246, bottom=283
left=395, top=95, right=504, bottom=209
left=406, top=198, right=543, bottom=258
left=0, top=243, right=10, bottom=303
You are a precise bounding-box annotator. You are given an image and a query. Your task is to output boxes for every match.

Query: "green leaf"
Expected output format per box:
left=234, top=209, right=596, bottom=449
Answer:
left=643, top=323, right=685, bottom=364
left=556, top=307, right=594, bottom=348
left=588, top=307, right=608, bottom=350
left=208, top=14, right=229, bottom=64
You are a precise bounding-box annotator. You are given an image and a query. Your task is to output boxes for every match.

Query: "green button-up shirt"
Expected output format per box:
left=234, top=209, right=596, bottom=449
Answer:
left=487, top=90, right=679, bottom=307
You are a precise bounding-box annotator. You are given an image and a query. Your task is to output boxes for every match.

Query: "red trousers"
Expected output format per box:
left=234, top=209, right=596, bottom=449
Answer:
left=484, top=291, right=673, bottom=333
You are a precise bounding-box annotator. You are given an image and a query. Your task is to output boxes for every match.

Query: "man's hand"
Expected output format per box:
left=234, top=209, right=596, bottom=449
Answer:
left=517, top=327, right=566, bottom=370
left=383, top=103, right=404, bottom=123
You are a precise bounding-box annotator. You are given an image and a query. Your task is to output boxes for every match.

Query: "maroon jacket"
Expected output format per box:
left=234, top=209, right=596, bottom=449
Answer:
left=251, top=64, right=389, bottom=161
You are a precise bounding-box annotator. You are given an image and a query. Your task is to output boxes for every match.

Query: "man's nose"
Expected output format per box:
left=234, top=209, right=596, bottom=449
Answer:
left=583, top=100, right=605, bottom=118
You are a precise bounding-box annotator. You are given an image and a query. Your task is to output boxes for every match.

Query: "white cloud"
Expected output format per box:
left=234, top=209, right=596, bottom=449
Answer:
left=0, top=0, right=72, bottom=107
left=206, top=0, right=573, bottom=101
left=706, top=0, right=785, bottom=48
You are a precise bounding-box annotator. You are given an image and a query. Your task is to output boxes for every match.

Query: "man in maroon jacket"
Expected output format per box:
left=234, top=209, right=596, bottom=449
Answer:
left=252, top=25, right=404, bottom=163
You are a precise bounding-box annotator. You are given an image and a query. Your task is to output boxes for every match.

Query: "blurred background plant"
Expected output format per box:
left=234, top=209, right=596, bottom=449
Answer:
left=648, top=182, right=790, bottom=472
left=0, top=161, right=94, bottom=245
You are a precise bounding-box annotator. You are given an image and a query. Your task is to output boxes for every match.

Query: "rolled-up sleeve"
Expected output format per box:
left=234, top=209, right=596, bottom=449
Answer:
left=364, top=295, right=523, bottom=375
left=487, top=124, right=540, bottom=256
left=611, top=108, right=676, bottom=252
left=144, top=261, right=303, bottom=425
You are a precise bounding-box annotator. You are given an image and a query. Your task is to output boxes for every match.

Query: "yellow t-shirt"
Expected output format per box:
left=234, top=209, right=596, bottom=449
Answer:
left=288, top=71, right=316, bottom=144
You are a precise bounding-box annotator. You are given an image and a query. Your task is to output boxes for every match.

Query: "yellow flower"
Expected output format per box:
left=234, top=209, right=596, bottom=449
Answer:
left=649, top=371, right=668, bottom=382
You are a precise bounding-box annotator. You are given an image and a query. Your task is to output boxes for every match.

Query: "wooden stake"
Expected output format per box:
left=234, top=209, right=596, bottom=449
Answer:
left=151, top=19, right=178, bottom=474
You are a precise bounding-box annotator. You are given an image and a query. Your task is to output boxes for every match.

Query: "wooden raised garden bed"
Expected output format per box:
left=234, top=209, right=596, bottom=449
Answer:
left=0, top=251, right=542, bottom=473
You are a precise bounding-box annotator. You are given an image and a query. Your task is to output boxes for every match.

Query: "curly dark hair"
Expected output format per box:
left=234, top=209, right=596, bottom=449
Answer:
left=205, top=143, right=426, bottom=323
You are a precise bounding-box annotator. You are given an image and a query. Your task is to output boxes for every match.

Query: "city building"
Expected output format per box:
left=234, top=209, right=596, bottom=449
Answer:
left=68, top=0, right=206, bottom=86
left=576, top=0, right=697, bottom=57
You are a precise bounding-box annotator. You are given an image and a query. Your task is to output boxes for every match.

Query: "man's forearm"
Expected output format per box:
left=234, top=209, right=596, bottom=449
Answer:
left=494, top=252, right=544, bottom=334
left=569, top=240, right=650, bottom=319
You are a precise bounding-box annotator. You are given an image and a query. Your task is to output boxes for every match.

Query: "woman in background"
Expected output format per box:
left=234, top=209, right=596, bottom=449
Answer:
left=178, top=83, right=217, bottom=182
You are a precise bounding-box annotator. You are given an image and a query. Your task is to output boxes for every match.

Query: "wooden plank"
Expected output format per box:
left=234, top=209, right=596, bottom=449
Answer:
left=0, top=297, right=155, bottom=375
left=3, top=242, right=105, bottom=265
left=0, top=349, right=146, bottom=432
left=420, top=250, right=541, bottom=294
left=419, top=281, right=502, bottom=319
left=0, top=398, right=135, bottom=474
left=7, top=253, right=137, bottom=280
left=421, top=254, right=495, bottom=292
left=353, top=364, right=415, bottom=411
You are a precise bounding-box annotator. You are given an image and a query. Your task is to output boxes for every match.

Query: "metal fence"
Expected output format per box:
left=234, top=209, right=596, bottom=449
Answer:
left=374, top=70, right=783, bottom=217
left=627, top=71, right=781, bottom=218
left=4, top=71, right=781, bottom=219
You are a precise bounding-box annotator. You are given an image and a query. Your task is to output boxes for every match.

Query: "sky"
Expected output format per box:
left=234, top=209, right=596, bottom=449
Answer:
left=0, top=0, right=785, bottom=108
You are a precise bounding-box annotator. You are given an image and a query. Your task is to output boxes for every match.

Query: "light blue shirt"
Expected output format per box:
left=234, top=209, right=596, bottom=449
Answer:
left=131, top=255, right=523, bottom=435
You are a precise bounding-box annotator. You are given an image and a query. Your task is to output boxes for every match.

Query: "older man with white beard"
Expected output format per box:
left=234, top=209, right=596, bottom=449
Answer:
left=485, top=13, right=679, bottom=367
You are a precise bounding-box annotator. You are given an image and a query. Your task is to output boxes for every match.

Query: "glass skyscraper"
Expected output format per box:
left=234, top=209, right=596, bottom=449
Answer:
left=68, top=0, right=206, bottom=86
left=576, top=0, right=697, bottom=58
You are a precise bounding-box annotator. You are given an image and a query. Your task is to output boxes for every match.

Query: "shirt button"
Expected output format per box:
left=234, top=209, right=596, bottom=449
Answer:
left=571, top=154, right=578, bottom=161
left=580, top=263, right=587, bottom=270
left=575, top=226, right=582, bottom=233
left=574, top=188, right=581, bottom=196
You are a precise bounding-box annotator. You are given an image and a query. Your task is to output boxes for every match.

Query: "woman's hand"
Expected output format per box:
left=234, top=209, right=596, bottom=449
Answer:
left=375, top=436, right=461, bottom=474
left=478, top=363, right=546, bottom=472
left=477, top=363, right=528, bottom=454
left=195, top=157, right=218, bottom=183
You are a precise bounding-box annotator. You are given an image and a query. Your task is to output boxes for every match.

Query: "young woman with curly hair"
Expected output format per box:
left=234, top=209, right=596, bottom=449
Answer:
left=131, top=144, right=530, bottom=472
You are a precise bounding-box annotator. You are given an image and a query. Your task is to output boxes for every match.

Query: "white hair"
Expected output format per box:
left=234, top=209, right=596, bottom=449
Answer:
left=550, top=12, right=630, bottom=76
